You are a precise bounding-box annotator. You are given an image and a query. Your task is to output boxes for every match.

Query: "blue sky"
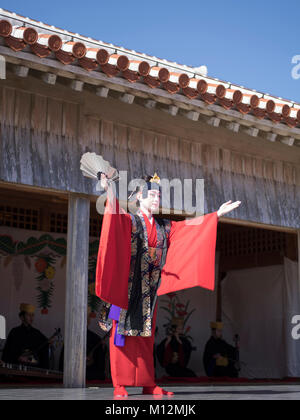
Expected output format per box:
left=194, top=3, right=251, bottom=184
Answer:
left=1, top=0, right=300, bottom=103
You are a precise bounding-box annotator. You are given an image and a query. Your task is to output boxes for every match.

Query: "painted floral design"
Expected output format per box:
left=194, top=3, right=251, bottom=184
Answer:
left=45, top=266, right=55, bottom=279
left=35, top=258, right=48, bottom=273
left=35, top=254, right=57, bottom=314
left=160, top=292, right=195, bottom=341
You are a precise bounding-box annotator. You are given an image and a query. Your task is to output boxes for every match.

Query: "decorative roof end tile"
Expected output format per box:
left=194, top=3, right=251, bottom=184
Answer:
left=178, top=73, right=189, bottom=88
left=22, top=27, right=38, bottom=45
left=232, top=90, right=243, bottom=104
left=282, top=104, right=291, bottom=118
left=197, top=79, right=208, bottom=94
left=116, top=55, right=129, bottom=71
left=96, top=48, right=109, bottom=65
left=158, top=67, right=170, bottom=83
left=0, top=20, right=12, bottom=37
left=138, top=61, right=150, bottom=76
left=216, top=84, right=226, bottom=99
left=0, top=11, right=298, bottom=132
left=62, top=41, right=86, bottom=58
left=250, top=95, right=260, bottom=109
left=266, top=99, right=275, bottom=113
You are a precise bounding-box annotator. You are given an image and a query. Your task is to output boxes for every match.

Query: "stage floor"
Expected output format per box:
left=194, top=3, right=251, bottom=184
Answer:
left=0, top=384, right=300, bottom=400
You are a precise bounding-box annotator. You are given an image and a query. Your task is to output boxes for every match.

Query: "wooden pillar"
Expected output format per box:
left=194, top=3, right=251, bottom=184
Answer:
left=215, top=250, right=224, bottom=322
left=63, top=194, right=90, bottom=388
left=285, top=232, right=298, bottom=261
left=216, top=272, right=227, bottom=322
left=0, top=55, right=6, bottom=79
left=298, top=230, right=300, bottom=288
left=216, top=277, right=222, bottom=321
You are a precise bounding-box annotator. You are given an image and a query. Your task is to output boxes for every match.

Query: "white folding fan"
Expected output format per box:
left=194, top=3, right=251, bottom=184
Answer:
left=80, top=152, right=119, bottom=191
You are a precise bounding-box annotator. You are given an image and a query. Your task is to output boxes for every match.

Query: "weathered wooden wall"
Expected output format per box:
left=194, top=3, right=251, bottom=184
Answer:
left=0, top=80, right=299, bottom=229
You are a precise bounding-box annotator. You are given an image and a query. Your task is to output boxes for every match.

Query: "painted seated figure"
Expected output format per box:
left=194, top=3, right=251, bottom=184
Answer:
left=2, top=303, right=50, bottom=369
left=157, top=317, right=196, bottom=378
left=203, top=321, right=239, bottom=378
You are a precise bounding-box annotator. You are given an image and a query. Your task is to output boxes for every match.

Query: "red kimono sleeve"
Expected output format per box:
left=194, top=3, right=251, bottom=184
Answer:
left=157, top=211, right=219, bottom=296
left=95, top=196, right=132, bottom=309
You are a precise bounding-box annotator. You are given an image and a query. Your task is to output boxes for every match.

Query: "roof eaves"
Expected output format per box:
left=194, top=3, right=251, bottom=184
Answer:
left=0, top=8, right=300, bottom=142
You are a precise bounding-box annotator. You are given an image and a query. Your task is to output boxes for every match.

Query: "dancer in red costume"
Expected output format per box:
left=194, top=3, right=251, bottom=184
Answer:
left=96, top=173, right=241, bottom=397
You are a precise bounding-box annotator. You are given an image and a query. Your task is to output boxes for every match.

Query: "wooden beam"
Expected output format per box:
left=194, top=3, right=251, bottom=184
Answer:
left=2, top=71, right=300, bottom=168
left=119, top=93, right=135, bottom=104
left=144, top=99, right=156, bottom=109
left=280, top=136, right=295, bottom=146
left=166, top=105, right=178, bottom=116
left=183, top=110, right=199, bottom=121
left=219, top=214, right=297, bottom=233
left=227, top=121, right=240, bottom=133
left=96, top=86, right=109, bottom=98
left=244, top=127, right=259, bottom=137
left=207, top=116, right=221, bottom=127
left=71, top=80, right=84, bottom=92
left=42, top=72, right=57, bottom=85
left=267, top=132, right=277, bottom=142
left=64, top=194, right=90, bottom=388
left=13, top=65, right=29, bottom=78
left=2, top=45, right=300, bottom=141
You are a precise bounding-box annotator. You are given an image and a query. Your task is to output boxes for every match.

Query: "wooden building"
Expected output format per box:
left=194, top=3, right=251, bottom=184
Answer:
left=0, top=8, right=299, bottom=386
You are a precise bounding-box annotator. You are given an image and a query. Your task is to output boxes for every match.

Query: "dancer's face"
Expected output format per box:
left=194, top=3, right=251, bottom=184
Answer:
left=138, top=190, right=160, bottom=213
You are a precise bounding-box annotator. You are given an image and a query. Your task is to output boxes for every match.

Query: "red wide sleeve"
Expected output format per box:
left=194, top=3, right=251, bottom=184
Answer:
left=157, top=211, right=219, bottom=296
left=95, top=196, right=132, bottom=309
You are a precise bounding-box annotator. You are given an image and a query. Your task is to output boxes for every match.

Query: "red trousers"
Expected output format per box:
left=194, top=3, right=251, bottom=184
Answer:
left=109, top=307, right=157, bottom=387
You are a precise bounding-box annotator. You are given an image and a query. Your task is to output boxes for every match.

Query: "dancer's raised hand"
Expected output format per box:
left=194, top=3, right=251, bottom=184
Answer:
left=217, top=200, right=241, bottom=217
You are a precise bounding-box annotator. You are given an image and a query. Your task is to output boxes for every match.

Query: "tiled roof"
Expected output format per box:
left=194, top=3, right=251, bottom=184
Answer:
left=0, top=8, right=300, bottom=131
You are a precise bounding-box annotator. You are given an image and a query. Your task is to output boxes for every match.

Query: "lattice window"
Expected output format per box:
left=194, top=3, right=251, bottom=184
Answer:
left=0, top=205, right=40, bottom=230
left=0, top=203, right=102, bottom=237
left=50, top=212, right=68, bottom=234
left=50, top=212, right=101, bottom=237
left=218, top=227, right=286, bottom=257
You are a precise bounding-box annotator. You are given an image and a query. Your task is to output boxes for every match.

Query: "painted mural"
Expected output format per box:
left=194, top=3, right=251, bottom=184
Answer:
left=0, top=232, right=100, bottom=315
left=0, top=226, right=217, bottom=376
